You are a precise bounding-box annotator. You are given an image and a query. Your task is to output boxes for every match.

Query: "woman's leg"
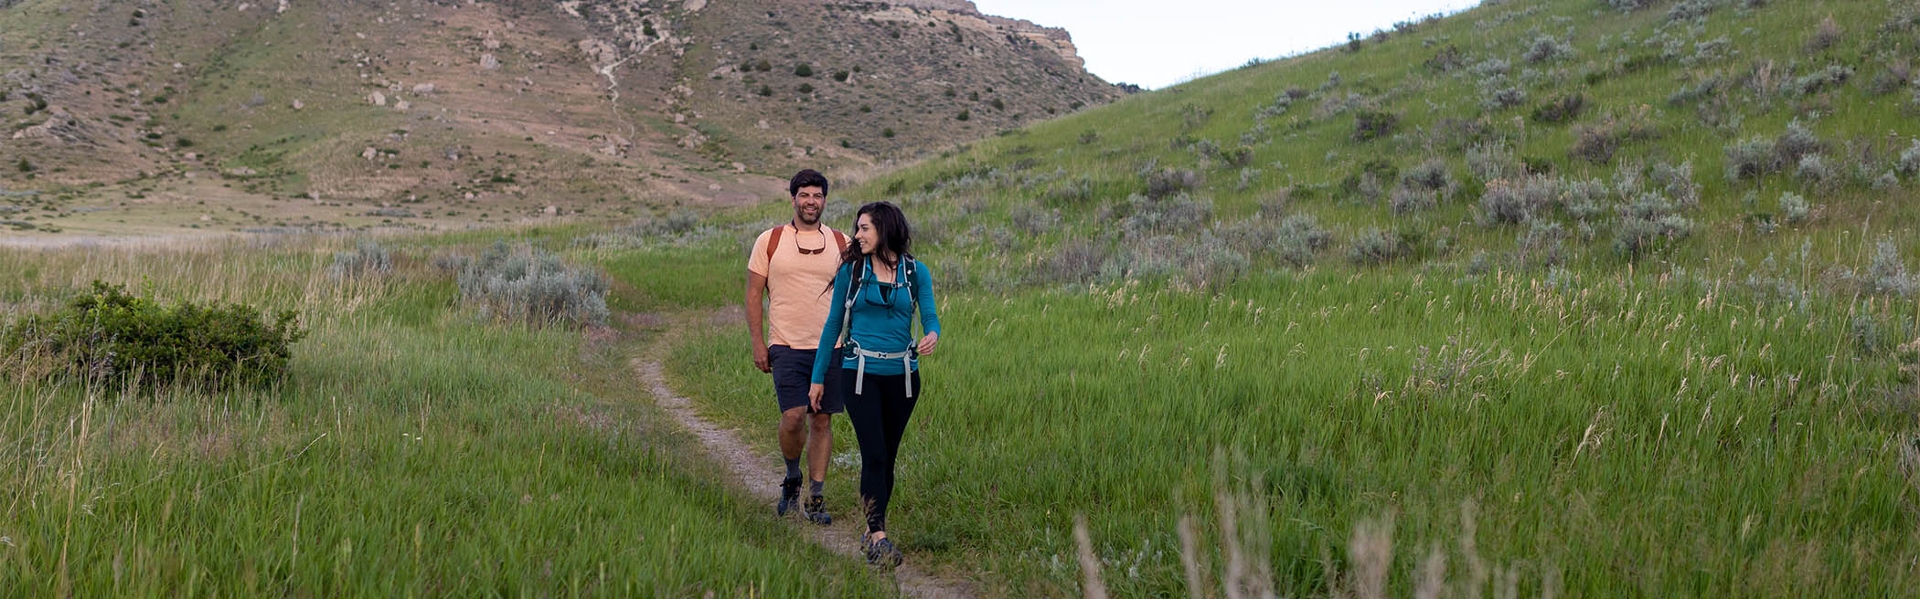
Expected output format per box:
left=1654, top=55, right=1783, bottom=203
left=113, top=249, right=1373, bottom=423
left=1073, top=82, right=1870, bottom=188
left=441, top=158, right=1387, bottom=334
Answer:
left=868, top=371, right=921, bottom=534
left=841, top=368, right=894, bottom=534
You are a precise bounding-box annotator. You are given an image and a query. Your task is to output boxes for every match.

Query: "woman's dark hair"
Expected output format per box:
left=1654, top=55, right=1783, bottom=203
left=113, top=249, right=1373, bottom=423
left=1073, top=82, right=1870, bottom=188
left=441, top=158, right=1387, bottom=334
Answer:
left=840, top=201, right=912, bottom=267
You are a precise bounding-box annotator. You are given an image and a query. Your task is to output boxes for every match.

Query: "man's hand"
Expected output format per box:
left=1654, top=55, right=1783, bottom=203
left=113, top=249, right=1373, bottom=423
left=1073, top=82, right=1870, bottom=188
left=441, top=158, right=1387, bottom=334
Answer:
left=752, top=345, right=771, bottom=373
left=916, top=331, right=940, bottom=356
left=807, top=383, right=825, bottom=410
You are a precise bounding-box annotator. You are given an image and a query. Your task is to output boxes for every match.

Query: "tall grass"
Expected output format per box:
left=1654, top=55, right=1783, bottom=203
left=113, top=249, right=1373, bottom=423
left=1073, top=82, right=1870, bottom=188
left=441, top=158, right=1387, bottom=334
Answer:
left=0, top=236, right=892, bottom=596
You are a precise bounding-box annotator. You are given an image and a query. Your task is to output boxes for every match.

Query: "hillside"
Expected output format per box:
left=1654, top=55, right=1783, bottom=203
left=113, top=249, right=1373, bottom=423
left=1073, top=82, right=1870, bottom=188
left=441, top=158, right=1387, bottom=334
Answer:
left=849, top=0, right=1919, bottom=291
left=0, top=0, right=1119, bottom=238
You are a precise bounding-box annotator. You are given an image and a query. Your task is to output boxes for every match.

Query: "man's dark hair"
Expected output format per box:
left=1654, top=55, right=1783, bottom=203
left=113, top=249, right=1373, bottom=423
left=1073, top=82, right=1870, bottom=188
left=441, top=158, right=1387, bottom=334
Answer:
left=789, top=169, right=830, bottom=197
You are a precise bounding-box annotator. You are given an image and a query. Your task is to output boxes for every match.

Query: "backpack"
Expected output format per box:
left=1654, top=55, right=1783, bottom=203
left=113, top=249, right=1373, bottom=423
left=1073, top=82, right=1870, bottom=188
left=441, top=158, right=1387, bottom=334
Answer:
left=836, top=255, right=920, bottom=397
left=764, top=223, right=849, bottom=270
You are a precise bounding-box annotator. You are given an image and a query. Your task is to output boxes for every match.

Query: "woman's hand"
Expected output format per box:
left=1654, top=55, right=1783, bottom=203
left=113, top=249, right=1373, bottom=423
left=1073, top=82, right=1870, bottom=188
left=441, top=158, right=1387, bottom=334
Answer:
left=916, top=331, right=939, bottom=356
left=808, top=383, right=825, bottom=410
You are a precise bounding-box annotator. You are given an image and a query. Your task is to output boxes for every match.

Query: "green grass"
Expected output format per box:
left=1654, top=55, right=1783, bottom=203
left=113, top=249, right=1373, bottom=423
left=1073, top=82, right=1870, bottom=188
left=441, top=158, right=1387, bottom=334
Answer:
left=637, top=0, right=1920, bottom=595
left=7, top=0, right=1920, bottom=596
left=0, top=238, right=894, bottom=596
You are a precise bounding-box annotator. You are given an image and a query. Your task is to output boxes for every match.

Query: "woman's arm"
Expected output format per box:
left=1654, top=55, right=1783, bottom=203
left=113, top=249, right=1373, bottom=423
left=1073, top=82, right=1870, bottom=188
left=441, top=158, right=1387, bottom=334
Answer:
left=811, top=264, right=852, bottom=385
left=915, top=262, right=941, bottom=354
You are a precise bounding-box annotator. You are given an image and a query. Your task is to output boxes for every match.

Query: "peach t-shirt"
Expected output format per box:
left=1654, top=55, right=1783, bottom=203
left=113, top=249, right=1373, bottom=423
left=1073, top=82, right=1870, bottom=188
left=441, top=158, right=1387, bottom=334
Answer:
left=748, top=224, right=845, bottom=350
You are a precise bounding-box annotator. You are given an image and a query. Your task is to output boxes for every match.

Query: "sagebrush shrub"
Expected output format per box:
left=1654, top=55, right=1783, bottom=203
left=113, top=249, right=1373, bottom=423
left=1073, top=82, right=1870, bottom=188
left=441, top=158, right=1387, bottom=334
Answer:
left=1725, top=137, right=1780, bottom=181
left=1, top=281, right=305, bottom=389
left=1899, top=139, right=1920, bottom=176
left=1866, top=239, right=1918, bottom=296
left=1795, top=154, right=1836, bottom=187
left=1531, top=93, right=1586, bottom=124
left=1348, top=228, right=1409, bottom=265
left=1353, top=110, right=1398, bottom=142
left=1778, top=192, right=1811, bottom=223
left=1667, top=0, right=1719, bottom=21
left=1116, top=192, right=1213, bottom=238
left=1614, top=193, right=1694, bottom=258
left=1807, top=16, right=1842, bottom=52
left=1467, top=143, right=1522, bottom=182
left=1649, top=161, right=1700, bottom=208
left=1276, top=214, right=1334, bottom=267
left=1481, top=85, right=1528, bottom=111
left=1390, top=185, right=1438, bottom=214
left=330, top=239, right=393, bottom=279
left=1788, top=65, right=1854, bottom=95
left=1607, top=0, right=1655, bottom=10
left=1523, top=36, right=1576, bottom=63
left=1401, top=158, right=1453, bottom=192
left=1478, top=179, right=1530, bottom=226
left=1761, top=124, right=1816, bottom=170
left=1565, top=178, right=1611, bottom=222
left=1145, top=168, right=1201, bottom=200
left=1571, top=122, right=1622, bottom=164
left=1516, top=220, right=1567, bottom=268
left=456, top=241, right=609, bottom=328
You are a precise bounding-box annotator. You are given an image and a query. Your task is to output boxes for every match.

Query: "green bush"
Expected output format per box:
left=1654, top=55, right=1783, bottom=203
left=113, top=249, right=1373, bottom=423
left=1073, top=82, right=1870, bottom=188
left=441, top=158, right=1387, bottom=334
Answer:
left=1, top=281, right=305, bottom=389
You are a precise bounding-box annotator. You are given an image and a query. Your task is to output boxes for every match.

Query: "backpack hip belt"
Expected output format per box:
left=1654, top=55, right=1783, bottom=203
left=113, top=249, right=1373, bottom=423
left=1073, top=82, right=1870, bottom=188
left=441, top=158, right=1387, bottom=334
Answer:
left=848, top=346, right=914, bottom=397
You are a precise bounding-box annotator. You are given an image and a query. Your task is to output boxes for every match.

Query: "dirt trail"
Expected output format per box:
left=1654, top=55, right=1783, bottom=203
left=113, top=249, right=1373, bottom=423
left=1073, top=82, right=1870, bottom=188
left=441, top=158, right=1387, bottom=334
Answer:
left=632, top=360, right=975, bottom=599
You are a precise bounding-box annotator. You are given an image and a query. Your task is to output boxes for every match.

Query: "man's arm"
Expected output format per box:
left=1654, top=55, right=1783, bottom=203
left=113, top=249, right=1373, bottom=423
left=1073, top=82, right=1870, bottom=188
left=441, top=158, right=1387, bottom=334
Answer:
left=746, top=271, right=772, bottom=373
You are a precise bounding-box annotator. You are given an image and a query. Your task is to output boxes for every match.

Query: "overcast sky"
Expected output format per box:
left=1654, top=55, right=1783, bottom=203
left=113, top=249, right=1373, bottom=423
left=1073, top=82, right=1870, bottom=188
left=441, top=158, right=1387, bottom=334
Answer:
left=971, top=1, right=1484, bottom=89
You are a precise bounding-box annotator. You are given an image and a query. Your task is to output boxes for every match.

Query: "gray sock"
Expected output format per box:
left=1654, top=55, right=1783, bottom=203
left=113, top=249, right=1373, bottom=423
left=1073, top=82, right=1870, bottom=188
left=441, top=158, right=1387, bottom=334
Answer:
left=810, top=479, right=824, bottom=496
left=784, top=457, right=801, bottom=481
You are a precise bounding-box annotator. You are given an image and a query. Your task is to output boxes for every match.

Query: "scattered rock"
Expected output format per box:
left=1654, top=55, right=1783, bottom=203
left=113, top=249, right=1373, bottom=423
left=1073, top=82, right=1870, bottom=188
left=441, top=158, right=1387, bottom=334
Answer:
left=183, top=152, right=198, bottom=161
left=291, top=99, right=304, bottom=110
left=368, top=91, right=386, bottom=106
left=707, top=183, right=722, bottom=191
left=483, top=36, right=502, bottom=51
left=756, top=119, right=770, bottom=130
left=480, top=54, right=500, bottom=70
left=237, top=2, right=250, bottom=10
left=362, top=147, right=379, bottom=161
left=394, top=100, right=410, bottom=111
left=411, top=83, right=435, bottom=95
left=228, top=167, right=258, bottom=177
left=731, top=162, right=746, bottom=173
left=543, top=205, right=558, bottom=215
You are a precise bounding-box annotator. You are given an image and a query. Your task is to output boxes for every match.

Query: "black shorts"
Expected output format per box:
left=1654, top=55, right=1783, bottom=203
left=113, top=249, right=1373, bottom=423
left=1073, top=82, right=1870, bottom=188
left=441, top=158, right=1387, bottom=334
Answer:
left=770, top=345, right=844, bottom=414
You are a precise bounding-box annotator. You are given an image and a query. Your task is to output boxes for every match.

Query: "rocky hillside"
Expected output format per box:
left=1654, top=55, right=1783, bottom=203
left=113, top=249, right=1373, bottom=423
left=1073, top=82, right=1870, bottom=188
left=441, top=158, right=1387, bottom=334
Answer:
left=0, top=0, right=1119, bottom=236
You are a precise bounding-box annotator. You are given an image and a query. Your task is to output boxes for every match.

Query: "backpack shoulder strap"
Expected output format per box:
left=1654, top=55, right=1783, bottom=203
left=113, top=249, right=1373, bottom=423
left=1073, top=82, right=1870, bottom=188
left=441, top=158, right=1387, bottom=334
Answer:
left=831, top=229, right=849, bottom=253
left=764, top=225, right=786, bottom=263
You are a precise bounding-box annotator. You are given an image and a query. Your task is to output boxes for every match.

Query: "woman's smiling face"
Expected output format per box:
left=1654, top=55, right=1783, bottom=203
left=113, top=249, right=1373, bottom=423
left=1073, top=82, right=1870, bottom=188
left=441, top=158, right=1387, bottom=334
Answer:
left=854, top=213, right=880, bottom=255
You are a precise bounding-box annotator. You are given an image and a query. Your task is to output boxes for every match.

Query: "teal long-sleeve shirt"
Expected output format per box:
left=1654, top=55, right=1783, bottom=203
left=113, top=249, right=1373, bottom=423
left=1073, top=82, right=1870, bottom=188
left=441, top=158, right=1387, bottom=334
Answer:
left=810, top=257, right=941, bottom=384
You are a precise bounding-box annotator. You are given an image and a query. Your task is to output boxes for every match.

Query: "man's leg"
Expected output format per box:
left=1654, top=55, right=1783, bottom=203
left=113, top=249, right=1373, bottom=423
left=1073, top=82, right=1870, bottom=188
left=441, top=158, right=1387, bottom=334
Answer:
left=776, top=406, right=806, bottom=516
left=802, top=357, right=842, bottom=525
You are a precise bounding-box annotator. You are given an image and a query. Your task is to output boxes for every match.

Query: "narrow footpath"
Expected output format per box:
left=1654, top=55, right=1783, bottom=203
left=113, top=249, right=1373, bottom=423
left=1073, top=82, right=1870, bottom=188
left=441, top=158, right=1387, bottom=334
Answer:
left=632, top=359, right=975, bottom=599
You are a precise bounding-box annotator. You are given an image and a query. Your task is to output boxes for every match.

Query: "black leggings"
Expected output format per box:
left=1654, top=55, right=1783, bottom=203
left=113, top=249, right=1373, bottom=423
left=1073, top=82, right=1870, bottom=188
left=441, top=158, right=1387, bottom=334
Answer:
left=842, top=368, right=920, bottom=534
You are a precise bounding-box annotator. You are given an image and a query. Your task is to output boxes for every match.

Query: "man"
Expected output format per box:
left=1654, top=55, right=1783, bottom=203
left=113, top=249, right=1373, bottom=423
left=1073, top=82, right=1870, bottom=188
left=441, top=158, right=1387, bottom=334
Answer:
left=746, top=169, right=848, bottom=525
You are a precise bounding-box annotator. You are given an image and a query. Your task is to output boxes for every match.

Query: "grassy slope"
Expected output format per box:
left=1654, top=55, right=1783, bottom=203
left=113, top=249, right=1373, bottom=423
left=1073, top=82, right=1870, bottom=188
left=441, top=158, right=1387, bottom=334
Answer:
left=647, top=0, right=1920, bottom=596
left=0, top=239, right=894, bottom=597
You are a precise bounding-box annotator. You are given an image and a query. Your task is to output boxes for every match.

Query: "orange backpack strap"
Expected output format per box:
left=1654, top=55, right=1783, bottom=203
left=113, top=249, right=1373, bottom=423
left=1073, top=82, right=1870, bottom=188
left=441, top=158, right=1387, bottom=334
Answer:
left=831, top=230, right=849, bottom=253
left=764, top=225, right=785, bottom=263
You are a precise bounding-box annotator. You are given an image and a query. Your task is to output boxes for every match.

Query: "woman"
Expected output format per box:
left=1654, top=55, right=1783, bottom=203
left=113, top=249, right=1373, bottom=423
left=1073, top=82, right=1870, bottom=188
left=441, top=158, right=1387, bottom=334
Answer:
left=808, top=201, right=941, bottom=569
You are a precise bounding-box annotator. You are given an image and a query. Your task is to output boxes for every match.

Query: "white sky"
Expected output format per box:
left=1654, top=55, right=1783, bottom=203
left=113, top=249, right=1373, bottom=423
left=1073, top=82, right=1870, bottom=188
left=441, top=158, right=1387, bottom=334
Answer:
left=971, top=1, right=1484, bottom=90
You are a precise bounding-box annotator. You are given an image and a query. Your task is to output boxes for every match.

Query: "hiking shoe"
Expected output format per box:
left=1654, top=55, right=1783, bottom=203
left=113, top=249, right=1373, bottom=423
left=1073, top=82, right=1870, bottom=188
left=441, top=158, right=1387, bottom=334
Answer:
left=776, top=477, right=801, bottom=517
left=803, top=495, right=832, bottom=525
left=863, top=536, right=903, bottom=570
